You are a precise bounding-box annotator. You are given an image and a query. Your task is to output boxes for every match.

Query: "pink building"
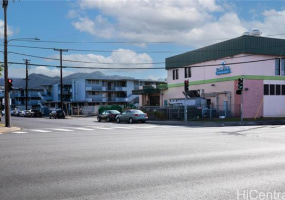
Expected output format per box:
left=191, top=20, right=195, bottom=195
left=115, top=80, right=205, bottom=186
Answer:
left=162, top=35, right=285, bottom=118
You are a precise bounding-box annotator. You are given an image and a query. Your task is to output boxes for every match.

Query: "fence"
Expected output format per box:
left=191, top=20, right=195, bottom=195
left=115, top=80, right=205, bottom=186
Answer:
left=140, top=104, right=241, bottom=120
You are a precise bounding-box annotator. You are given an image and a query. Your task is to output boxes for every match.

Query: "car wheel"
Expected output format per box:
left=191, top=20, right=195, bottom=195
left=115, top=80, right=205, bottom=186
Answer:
left=128, top=118, right=133, bottom=124
left=107, top=117, right=110, bottom=122
left=97, top=117, right=101, bottom=122
left=116, top=117, right=120, bottom=123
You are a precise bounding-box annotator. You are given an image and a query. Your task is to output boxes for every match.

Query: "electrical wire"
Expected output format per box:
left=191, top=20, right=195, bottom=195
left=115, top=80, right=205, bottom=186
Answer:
left=8, top=51, right=165, bottom=65
left=8, top=57, right=277, bottom=70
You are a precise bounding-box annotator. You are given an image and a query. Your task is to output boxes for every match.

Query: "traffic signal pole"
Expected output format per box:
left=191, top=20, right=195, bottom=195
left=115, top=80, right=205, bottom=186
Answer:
left=184, top=93, right=187, bottom=122
left=239, top=77, right=244, bottom=123
left=3, top=0, right=10, bottom=127
left=240, top=89, right=243, bottom=123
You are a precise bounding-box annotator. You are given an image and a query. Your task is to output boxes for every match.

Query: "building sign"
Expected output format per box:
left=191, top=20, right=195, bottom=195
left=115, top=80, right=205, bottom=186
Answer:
left=216, top=61, right=231, bottom=75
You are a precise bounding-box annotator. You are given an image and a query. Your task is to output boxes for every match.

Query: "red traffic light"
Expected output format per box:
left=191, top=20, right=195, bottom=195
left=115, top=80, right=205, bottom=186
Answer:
left=184, top=80, right=189, bottom=92
left=8, top=78, right=13, bottom=91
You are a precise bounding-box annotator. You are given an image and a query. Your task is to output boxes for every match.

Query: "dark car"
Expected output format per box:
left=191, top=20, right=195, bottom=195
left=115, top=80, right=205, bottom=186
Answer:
left=30, top=109, right=43, bottom=117
left=49, top=110, right=65, bottom=119
left=116, top=109, right=148, bottom=123
left=97, top=110, right=121, bottom=122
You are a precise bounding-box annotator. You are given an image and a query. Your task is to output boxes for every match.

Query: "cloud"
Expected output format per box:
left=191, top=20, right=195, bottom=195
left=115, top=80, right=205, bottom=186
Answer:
left=71, top=0, right=285, bottom=49
left=72, top=0, right=225, bottom=46
left=250, top=9, right=285, bottom=38
left=0, top=20, right=14, bottom=39
left=60, top=48, right=153, bottom=70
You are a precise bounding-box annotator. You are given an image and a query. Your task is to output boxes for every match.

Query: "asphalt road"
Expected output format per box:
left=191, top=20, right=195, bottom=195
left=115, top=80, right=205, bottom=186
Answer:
left=1, top=117, right=285, bottom=200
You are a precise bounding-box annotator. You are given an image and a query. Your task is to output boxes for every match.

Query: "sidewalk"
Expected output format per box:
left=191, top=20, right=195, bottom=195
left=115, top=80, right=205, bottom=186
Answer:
left=0, top=123, right=21, bottom=133
left=148, top=119, right=285, bottom=127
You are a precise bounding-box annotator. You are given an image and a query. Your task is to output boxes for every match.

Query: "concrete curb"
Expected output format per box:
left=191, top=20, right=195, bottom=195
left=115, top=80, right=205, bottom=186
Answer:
left=147, top=120, right=285, bottom=127
left=0, top=125, right=21, bottom=133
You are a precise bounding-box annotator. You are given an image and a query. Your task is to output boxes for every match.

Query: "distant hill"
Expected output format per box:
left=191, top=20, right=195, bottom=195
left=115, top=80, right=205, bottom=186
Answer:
left=0, top=71, right=136, bottom=89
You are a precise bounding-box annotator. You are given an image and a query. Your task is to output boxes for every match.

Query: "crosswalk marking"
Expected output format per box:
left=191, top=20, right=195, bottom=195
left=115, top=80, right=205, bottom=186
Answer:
left=5, top=124, right=178, bottom=135
left=94, top=127, right=112, bottom=130
left=13, top=131, right=27, bottom=134
left=53, top=128, right=74, bottom=132
left=31, top=129, right=51, bottom=133
left=73, top=128, right=94, bottom=131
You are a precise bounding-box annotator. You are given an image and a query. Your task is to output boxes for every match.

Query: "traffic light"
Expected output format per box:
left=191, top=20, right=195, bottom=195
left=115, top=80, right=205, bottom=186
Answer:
left=238, top=78, right=243, bottom=90
left=8, top=79, right=13, bottom=91
left=184, top=80, right=189, bottom=92
left=236, top=78, right=243, bottom=95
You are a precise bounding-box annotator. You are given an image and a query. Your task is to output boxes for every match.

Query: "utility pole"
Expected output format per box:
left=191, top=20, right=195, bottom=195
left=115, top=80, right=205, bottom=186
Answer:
left=3, top=0, right=10, bottom=127
left=23, top=59, right=30, bottom=110
left=54, top=48, right=68, bottom=110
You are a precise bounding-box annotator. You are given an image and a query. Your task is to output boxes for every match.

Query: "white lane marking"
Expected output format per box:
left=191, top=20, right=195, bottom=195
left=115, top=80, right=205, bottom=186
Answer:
left=73, top=128, right=94, bottom=131
left=13, top=131, right=27, bottom=134
left=31, top=129, right=51, bottom=133
left=113, top=126, right=133, bottom=129
left=132, top=126, right=158, bottom=129
left=94, top=127, right=112, bottom=130
left=53, top=128, right=74, bottom=132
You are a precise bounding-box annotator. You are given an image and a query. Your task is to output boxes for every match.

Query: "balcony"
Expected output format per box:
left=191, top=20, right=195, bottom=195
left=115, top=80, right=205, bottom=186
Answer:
left=86, top=86, right=103, bottom=91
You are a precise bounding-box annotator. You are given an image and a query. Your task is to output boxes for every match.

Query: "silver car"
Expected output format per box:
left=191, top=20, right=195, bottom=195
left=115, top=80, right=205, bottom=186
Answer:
left=116, top=109, right=148, bottom=123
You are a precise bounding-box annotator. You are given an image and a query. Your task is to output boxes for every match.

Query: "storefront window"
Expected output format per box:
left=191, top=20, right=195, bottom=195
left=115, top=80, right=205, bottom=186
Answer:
left=276, top=85, right=281, bottom=95
left=264, top=84, right=269, bottom=95
left=270, top=84, right=275, bottom=95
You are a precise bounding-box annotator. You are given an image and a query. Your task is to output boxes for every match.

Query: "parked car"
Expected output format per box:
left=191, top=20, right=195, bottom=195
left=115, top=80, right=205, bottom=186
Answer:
left=29, top=109, right=42, bottom=117
left=49, top=110, right=65, bottom=119
left=19, top=110, right=32, bottom=117
left=116, top=109, right=148, bottom=123
left=97, top=110, right=121, bottom=122
left=11, top=110, right=20, bottom=116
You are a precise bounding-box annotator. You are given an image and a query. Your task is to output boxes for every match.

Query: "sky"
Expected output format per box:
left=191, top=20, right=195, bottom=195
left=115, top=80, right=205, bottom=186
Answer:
left=0, top=0, right=285, bottom=81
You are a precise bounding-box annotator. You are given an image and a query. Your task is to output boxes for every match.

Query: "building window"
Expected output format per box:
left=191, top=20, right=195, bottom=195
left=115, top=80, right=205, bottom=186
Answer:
left=282, top=85, right=285, bottom=95
left=270, top=84, right=275, bottom=95
left=276, top=85, right=281, bottom=95
left=172, top=69, right=179, bottom=80
left=264, top=84, right=269, bottom=95
left=281, top=59, right=285, bottom=76
left=184, top=67, right=191, bottom=78
left=275, top=59, right=281, bottom=75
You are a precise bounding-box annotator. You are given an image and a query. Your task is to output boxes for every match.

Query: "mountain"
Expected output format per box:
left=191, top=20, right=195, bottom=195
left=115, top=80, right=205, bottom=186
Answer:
left=0, top=71, right=135, bottom=89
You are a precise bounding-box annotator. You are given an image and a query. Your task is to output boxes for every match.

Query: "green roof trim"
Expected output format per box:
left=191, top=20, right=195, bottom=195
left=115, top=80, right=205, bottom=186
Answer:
left=166, top=35, right=285, bottom=69
left=167, top=75, right=285, bottom=88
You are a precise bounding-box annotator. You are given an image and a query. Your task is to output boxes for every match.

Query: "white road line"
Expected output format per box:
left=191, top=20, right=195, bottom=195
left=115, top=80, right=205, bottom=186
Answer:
left=114, top=127, right=133, bottom=129
left=73, top=128, right=94, bottom=131
left=133, top=126, right=159, bottom=129
left=31, top=129, right=51, bottom=133
left=13, top=131, right=27, bottom=134
left=94, top=127, right=113, bottom=130
left=53, top=128, right=74, bottom=132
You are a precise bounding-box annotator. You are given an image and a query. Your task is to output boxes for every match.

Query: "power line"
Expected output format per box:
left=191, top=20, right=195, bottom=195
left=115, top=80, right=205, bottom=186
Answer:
left=4, top=44, right=177, bottom=54
left=7, top=51, right=165, bottom=65
left=8, top=57, right=277, bottom=70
